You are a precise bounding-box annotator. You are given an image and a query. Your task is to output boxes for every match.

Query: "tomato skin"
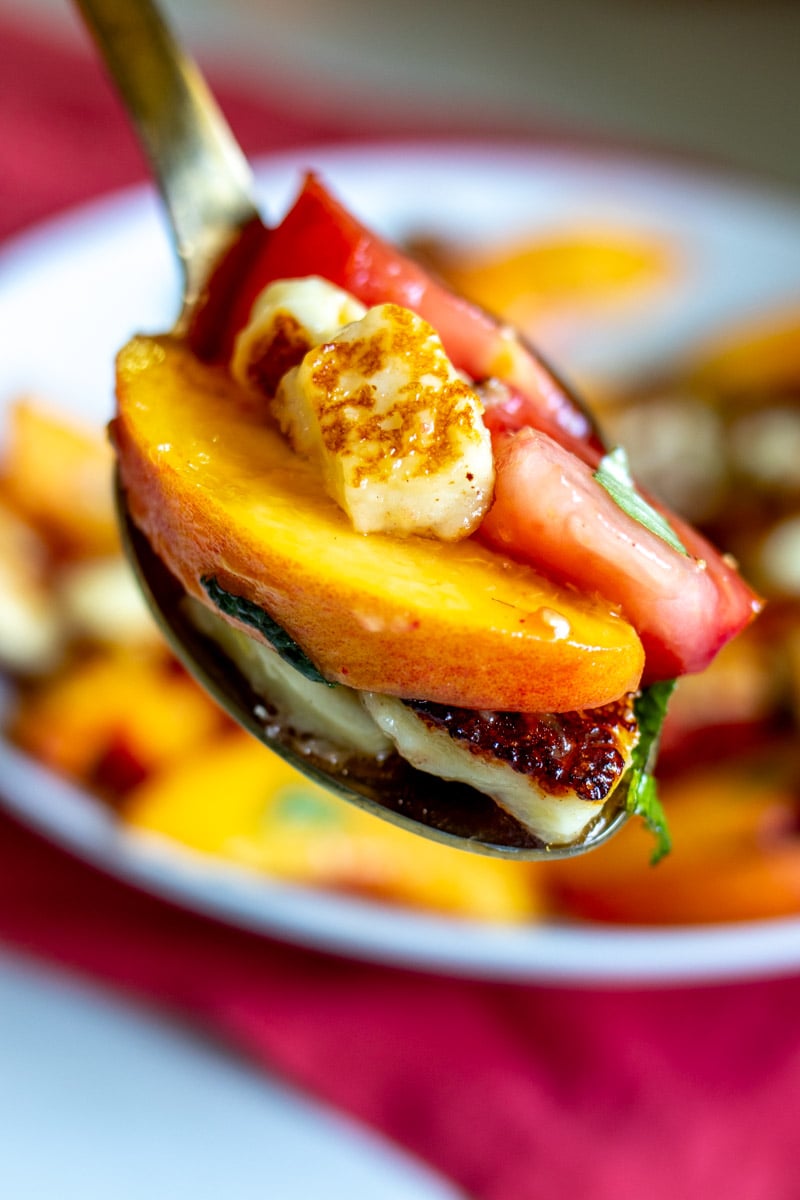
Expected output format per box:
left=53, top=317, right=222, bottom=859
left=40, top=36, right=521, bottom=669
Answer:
left=480, top=376, right=602, bottom=464
left=194, top=173, right=599, bottom=452
left=479, top=428, right=761, bottom=683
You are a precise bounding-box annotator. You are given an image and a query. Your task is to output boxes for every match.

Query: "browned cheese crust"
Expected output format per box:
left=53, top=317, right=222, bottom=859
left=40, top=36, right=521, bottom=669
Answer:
left=404, top=696, right=638, bottom=803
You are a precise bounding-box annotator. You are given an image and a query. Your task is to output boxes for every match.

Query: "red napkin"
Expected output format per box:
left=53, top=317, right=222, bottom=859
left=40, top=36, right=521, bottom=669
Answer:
left=3, top=18, right=800, bottom=1199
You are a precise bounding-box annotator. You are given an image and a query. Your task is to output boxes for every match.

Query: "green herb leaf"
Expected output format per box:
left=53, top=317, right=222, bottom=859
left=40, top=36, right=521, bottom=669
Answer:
left=201, top=575, right=335, bottom=687
left=624, top=680, right=675, bottom=864
left=594, top=446, right=687, bottom=557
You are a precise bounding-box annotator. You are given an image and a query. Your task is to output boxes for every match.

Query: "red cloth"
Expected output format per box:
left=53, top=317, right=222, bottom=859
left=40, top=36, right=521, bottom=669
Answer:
left=2, top=17, right=800, bottom=1199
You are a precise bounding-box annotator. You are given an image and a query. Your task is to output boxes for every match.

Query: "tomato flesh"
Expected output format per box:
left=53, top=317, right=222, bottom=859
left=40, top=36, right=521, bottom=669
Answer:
left=479, top=428, right=762, bottom=683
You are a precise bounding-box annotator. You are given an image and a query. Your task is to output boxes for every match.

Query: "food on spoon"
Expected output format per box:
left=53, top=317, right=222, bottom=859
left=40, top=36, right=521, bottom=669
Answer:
left=112, top=174, right=761, bottom=851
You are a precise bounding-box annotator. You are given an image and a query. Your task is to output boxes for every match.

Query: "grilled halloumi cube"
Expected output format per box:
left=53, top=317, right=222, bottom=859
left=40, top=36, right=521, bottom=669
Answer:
left=362, top=692, right=639, bottom=845
left=232, top=277, right=494, bottom=539
left=231, top=276, right=367, bottom=399
left=276, top=302, right=495, bottom=539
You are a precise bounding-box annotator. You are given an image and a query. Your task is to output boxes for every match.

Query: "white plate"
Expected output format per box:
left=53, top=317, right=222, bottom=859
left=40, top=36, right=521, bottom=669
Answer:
left=0, top=948, right=462, bottom=1199
left=3, top=141, right=800, bottom=985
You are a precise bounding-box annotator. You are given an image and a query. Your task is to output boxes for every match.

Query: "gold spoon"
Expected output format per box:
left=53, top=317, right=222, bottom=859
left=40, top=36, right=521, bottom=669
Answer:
left=75, top=0, right=632, bottom=859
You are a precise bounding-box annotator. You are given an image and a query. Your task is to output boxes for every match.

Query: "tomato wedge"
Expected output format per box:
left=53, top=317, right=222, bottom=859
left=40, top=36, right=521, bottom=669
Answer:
left=479, top=427, right=762, bottom=683
left=193, top=172, right=760, bottom=684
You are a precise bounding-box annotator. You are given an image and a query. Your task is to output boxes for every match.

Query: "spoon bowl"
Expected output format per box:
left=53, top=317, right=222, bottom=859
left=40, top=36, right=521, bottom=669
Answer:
left=78, top=0, right=631, bottom=859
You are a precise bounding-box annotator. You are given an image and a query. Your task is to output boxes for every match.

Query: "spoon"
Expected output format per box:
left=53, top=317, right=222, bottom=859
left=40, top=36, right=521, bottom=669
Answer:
left=75, top=0, right=631, bottom=859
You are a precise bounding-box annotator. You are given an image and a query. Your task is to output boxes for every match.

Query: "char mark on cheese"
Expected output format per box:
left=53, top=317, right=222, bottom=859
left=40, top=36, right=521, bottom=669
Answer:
left=403, top=697, right=638, bottom=803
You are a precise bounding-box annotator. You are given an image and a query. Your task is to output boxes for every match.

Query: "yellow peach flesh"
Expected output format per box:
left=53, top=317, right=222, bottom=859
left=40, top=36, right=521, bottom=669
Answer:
left=114, top=334, right=644, bottom=713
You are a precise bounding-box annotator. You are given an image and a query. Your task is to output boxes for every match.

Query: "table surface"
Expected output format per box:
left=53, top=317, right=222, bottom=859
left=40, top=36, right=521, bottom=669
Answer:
left=3, top=0, right=800, bottom=190
left=0, top=946, right=462, bottom=1200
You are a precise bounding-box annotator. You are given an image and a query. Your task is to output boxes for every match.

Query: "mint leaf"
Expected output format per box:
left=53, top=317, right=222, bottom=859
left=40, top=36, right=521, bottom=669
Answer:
left=624, top=680, right=675, bottom=863
left=594, top=446, right=687, bottom=557
left=201, top=576, right=335, bottom=687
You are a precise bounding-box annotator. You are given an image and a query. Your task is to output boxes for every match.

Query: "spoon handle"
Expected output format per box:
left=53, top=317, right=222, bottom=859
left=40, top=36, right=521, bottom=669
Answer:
left=74, top=0, right=259, bottom=323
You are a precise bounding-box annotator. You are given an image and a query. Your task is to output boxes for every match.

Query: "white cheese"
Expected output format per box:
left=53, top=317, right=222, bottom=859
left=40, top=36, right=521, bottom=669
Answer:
left=232, top=277, right=494, bottom=540
left=231, top=276, right=366, bottom=398
left=361, top=692, right=636, bottom=846
left=276, top=302, right=494, bottom=539
left=184, top=596, right=392, bottom=760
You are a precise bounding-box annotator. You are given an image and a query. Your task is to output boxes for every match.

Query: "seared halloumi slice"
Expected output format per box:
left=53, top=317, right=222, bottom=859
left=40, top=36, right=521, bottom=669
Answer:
left=231, top=276, right=367, bottom=399
left=184, top=596, right=392, bottom=760
left=361, top=692, right=639, bottom=845
left=185, top=596, right=637, bottom=844
left=276, top=302, right=495, bottom=539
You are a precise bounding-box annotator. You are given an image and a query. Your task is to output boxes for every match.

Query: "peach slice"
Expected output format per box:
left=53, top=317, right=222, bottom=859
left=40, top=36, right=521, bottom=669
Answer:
left=113, top=334, right=644, bottom=713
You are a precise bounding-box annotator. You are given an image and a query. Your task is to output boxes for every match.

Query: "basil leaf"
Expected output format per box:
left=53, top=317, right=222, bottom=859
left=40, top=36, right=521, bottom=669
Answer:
left=594, top=446, right=687, bottom=556
left=201, top=576, right=335, bottom=687
left=624, top=680, right=675, bottom=864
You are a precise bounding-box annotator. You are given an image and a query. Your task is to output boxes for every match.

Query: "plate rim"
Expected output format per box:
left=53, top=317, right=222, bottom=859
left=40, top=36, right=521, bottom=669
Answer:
left=4, top=738, right=800, bottom=987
